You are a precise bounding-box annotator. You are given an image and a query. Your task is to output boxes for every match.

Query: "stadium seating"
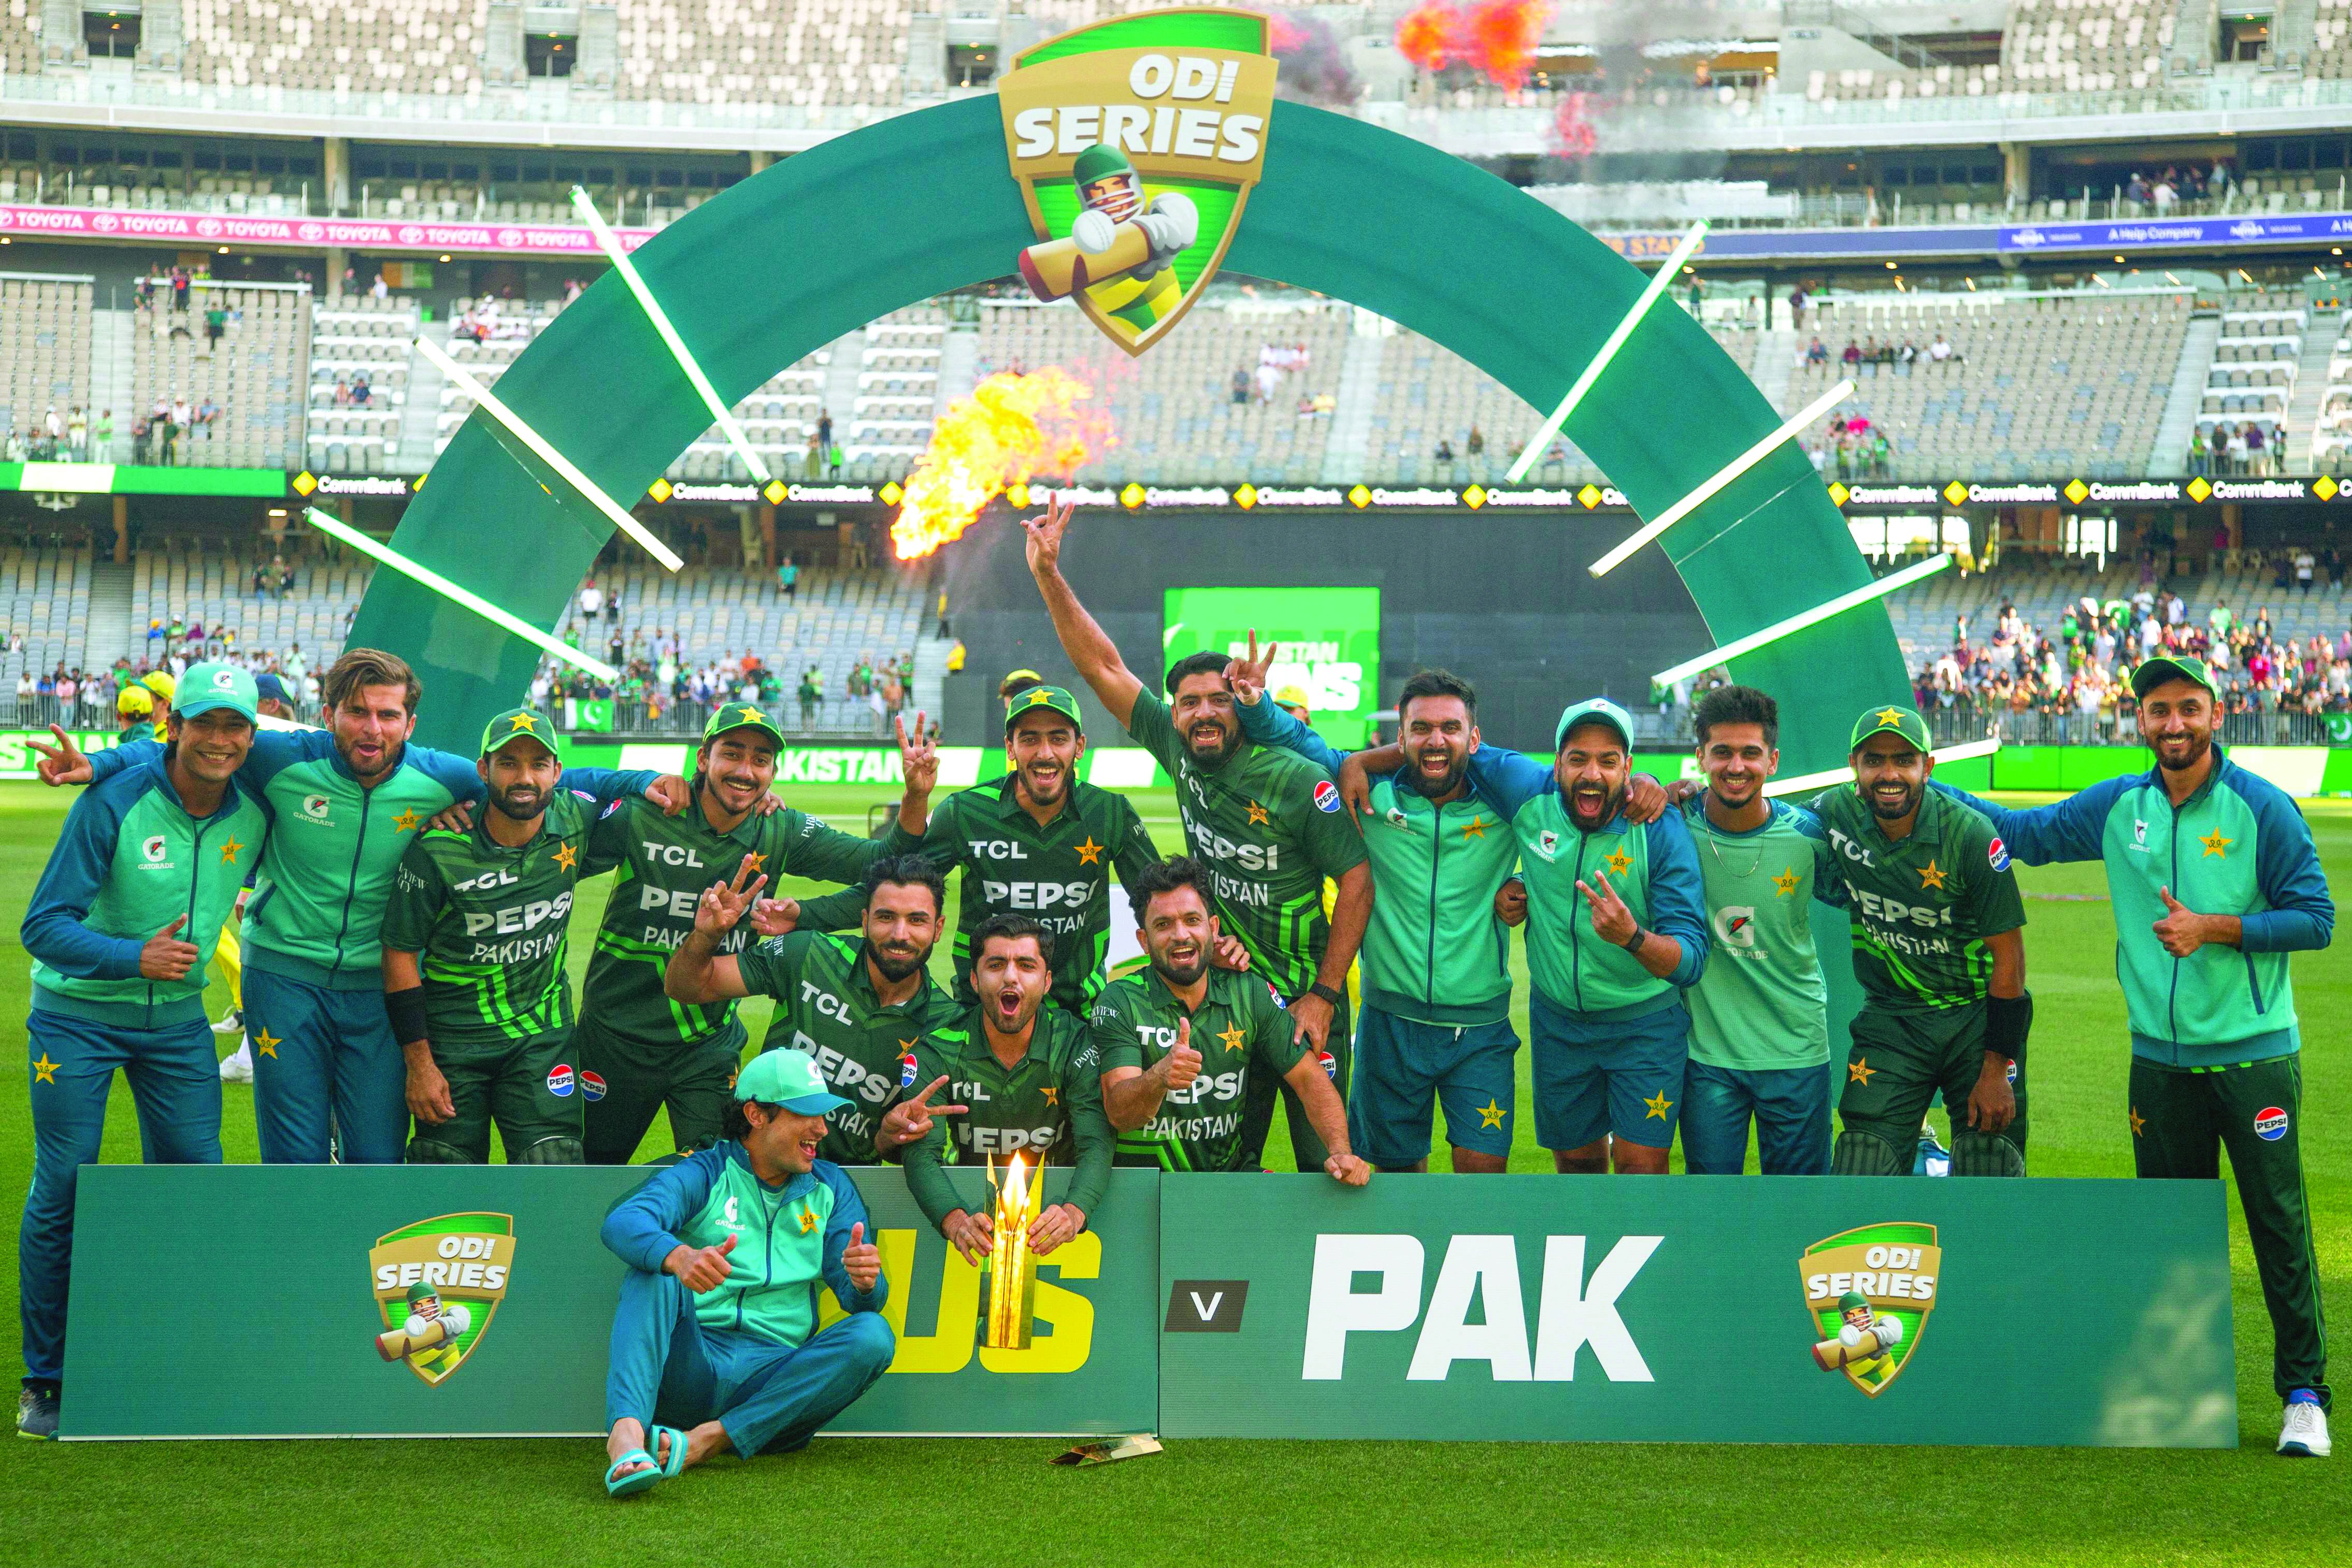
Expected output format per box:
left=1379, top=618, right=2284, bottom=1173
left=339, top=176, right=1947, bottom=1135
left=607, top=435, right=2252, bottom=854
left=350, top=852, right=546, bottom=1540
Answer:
left=671, top=349, right=837, bottom=479
left=1791, top=293, right=2190, bottom=478
left=130, top=283, right=312, bottom=468
left=609, top=0, right=912, bottom=109
left=549, top=562, right=925, bottom=705
left=128, top=544, right=370, bottom=674
left=308, top=295, right=418, bottom=472
left=0, top=547, right=94, bottom=688
left=180, top=0, right=484, bottom=96
left=0, top=275, right=95, bottom=452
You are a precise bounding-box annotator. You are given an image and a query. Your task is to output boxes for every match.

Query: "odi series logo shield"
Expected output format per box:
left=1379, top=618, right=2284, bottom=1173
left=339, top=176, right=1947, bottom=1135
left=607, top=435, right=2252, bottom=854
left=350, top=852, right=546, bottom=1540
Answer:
left=1801, top=1222, right=1941, bottom=1398
left=998, top=7, right=1275, bottom=355
left=369, top=1212, right=516, bottom=1387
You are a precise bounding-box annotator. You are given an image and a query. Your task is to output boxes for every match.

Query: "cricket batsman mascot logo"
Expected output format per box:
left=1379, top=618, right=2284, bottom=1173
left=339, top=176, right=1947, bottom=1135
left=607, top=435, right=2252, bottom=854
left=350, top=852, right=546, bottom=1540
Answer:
left=999, top=8, right=1275, bottom=354
left=369, top=1213, right=517, bottom=1387
left=1800, top=1222, right=1941, bottom=1397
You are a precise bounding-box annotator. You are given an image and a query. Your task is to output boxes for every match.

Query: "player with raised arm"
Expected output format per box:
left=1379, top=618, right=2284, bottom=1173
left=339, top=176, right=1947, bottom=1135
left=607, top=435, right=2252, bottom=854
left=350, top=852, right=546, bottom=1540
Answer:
left=1813, top=706, right=2030, bottom=1179
left=16, top=664, right=269, bottom=1440
left=775, top=684, right=1159, bottom=1017
left=901, top=915, right=1113, bottom=1264
left=563, top=703, right=918, bottom=1162
left=1093, top=857, right=1369, bottom=1183
left=1023, top=497, right=1373, bottom=1172
left=378, top=709, right=645, bottom=1164
left=1930, top=655, right=2333, bottom=1456
left=31, top=648, right=683, bottom=1164
left=665, top=854, right=966, bottom=1164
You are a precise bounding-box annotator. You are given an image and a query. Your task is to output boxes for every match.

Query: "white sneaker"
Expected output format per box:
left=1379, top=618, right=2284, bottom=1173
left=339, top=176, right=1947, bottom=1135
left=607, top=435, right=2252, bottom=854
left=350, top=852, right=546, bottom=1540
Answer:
left=2278, top=1397, right=2331, bottom=1458
left=219, top=1040, right=254, bottom=1084
left=211, top=1006, right=243, bottom=1036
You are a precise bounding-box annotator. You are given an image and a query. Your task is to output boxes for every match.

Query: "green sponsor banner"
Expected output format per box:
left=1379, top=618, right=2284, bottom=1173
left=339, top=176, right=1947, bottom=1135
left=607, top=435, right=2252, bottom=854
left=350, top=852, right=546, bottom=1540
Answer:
left=1164, top=585, right=1380, bottom=752
left=62, top=1165, right=1157, bottom=1439
left=0, top=728, right=120, bottom=780
left=1155, top=1175, right=2234, bottom=1447
left=0, top=462, right=286, bottom=498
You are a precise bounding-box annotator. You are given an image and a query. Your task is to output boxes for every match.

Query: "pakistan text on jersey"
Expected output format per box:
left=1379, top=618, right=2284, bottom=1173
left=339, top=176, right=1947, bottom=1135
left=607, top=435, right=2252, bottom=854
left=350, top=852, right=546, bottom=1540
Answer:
left=1142, top=1110, right=1244, bottom=1143
left=465, top=929, right=567, bottom=966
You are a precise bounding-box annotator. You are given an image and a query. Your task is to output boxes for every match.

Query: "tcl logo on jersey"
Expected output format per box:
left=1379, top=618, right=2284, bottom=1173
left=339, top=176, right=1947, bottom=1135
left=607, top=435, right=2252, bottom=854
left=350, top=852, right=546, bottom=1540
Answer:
left=1987, top=837, right=2011, bottom=873
left=964, top=839, right=1037, bottom=861
left=139, top=834, right=170, bottom=865
left=1712, top=904, right=1758, bottom=951
left=547, top=1064, right=576, bottom=1097
left=643, top=844, right=708, bottom=868
left=454, top=867, right=521, bottom=894
left=579, top=1070, right=608, bottom=1102
left=981, top=879, right=1094, bottom=912
left=2255, top=1106, right=2289, bottom=1141
left=1827, top=828, right=1875, bottom=867
left=1313, top=781, right=1340, bottom=814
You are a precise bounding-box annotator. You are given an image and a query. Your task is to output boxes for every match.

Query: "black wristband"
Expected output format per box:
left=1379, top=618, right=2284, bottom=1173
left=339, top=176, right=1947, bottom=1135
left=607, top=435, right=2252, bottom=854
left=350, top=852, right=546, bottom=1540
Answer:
left=1621, top=925, right=1647, bottom=954
left=1987, top=991, right=2031, bottom=1071
left=386, top=985, right=430, bottom=1047
left=1308, top=981, right=1343, bottom=1007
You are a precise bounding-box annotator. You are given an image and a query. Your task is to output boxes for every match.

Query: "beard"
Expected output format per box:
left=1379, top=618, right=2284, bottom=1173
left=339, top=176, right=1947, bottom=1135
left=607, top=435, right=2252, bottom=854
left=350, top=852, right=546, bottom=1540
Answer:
left=2150, top=729, right=2213, bottom=772
left=486, top=782, right=545, bottom=821
left=1404, top=746, right=1468, bottom=799
left=1149, top=946, right=1209, bottom=988
left=1866, top=780, right=1924, bottom=821
left=866, top=939, right=933, bottom=982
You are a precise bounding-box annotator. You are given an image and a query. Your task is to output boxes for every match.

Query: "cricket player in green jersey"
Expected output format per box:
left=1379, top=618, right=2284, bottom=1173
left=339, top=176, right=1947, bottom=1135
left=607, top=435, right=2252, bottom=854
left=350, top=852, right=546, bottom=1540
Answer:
left=1024, top=497, right=1373, bottom=1173
left=570, top=702, right=914, bottom=1162
left=1812, top=705, right=2031, bottom=1178
left=665, top=854, right=966, bottom=1164
left=783, top=685, right=1159, bottom=1015
left=380, top=708, right=632, bottom=1164
left=1674, top=686, right=1844, bottom=1175
left=903, top=914, right=1114, bottom=1264
left=1931, top=656, right=2334, bottom=1456
left=1093, top=857, right=1370, bottom=1182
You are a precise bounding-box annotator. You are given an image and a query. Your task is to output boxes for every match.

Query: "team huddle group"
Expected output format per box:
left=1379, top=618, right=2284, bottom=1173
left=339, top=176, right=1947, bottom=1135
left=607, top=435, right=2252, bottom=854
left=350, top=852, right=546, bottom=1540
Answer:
left=10, top=501, right=2336, bottom=1470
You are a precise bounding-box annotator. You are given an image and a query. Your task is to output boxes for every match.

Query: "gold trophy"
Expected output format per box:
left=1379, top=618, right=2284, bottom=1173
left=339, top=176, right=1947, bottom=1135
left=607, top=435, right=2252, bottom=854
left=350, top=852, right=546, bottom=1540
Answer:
left=981, top=1151, right=1044, bottom=1350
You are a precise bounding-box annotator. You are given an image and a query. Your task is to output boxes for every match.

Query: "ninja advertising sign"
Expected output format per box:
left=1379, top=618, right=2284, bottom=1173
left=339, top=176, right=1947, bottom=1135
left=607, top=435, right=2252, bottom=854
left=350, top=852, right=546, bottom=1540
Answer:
left=998, top=8, right=1275, bottom=354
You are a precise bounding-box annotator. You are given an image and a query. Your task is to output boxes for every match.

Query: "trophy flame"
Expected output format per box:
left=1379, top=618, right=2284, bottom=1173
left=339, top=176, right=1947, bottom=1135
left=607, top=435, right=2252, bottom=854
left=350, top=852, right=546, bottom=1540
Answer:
left=982, top=1150, right=1045, bottom=1350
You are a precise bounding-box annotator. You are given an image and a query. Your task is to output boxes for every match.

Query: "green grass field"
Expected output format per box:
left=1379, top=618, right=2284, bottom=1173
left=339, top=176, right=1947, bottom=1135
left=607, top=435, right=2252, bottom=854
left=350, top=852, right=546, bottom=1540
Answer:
left=3, top=778, right=2346, bottom=1566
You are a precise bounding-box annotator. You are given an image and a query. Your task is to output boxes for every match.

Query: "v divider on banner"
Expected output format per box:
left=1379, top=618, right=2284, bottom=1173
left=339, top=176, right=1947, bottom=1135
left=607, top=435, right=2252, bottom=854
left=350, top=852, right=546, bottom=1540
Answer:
left=62, top=1167, right=2232, bottom=1447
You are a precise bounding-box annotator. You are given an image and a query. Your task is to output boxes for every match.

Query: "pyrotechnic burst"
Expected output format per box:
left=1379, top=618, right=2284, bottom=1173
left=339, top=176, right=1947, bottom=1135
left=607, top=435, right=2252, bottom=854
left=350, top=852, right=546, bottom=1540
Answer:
left=890, top=368, right=1116, bottom=560
left=1394, top=0, right=1552, bottom=88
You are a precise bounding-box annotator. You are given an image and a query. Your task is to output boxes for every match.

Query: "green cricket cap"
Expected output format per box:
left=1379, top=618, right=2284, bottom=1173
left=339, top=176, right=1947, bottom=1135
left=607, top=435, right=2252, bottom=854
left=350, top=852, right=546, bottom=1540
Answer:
left=1005, top=682, right=1083, bottom=732
left=1848, top=704, right=1931, bottom=753
left=734, top=1048, right=851, bottom=1117
left=480, top=706, right=562, bottom=760
left=703, top=701, right=787, bottom=749
left=2130, top=654, right=2217, bottom=700
left=1555, top=696, right=1634, bottom=751
left=174, top=663, right=259, bottom=724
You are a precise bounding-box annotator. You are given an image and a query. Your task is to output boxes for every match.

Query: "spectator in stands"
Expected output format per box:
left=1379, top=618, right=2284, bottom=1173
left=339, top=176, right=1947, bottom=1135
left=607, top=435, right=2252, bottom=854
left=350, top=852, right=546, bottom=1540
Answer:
left=777, top=553, right=798, bottom=601
left=282, top=644, right=307, bottom=688
left=1433, top=438, right=1454, bottom=467
left=273, top=556, right=294, bottom=598
left=1467, top=425, right=1485, bottom=465
left=816, top=409, right=833, bottom=453
left=333, top=376, right=351, bottom=408
left=2189, top=428, right=2208, bottom=475
left=43, top=407, right=62, bottom=455
left=580, top=579, right=605, bottom=622
left=171, top=267, right=190, bottom=312
left=828, top=440, right=844, bottom=479
left=1929, top=333, right=1954, bottom=363
left=351, top=371, right=372, bottom=407
left=195, top=397, right=217, bottom=440
left=2296, top=549, right=2316, bottom=592
left=205, top=303, right=226, bottom=350
left=1789, top=286, right=1808, bottom=330
left=370, top=272, right=389, bottom=303
left=1897, top=340, right=1918, bottom=366
left=798, top=666, right=822, bottom=729
left=2247, top=423, right=2269, bottom=477
left=92, top=409, right=111, bottom=458
left=1232, top=368, right=1251, bottom=405
left=804, top=429, right=822, bottom=479
left=66, top=407, right=85, bottom=461
left=880, top=665, right=904, bottom=728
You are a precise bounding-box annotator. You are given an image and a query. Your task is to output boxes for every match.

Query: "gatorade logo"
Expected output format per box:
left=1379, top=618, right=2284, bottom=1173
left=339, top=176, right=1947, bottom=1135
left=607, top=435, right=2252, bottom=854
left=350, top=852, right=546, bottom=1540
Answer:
left=2255, top=1106, right=2288, bottom=1141
left=1312, top=781, right=1340, bottom=814
left=1712, top=904, right=1758, bottom=951
left=211, top=669, right=237, bottom=690
left=1987, top=837, right=2011, bottom=873
left=547, top=1064, right=576, bottom=1098
left=141, top=834, right=169, bottom=864
left=580, top=1070, right=607, bottom=1102
left=302, top=794, right=332, bottom=821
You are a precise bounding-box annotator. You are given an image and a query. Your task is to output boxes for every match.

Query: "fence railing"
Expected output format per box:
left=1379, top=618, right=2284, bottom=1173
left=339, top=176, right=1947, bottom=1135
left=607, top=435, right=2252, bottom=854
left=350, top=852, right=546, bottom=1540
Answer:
left=552, top=696, right=906, bottom=742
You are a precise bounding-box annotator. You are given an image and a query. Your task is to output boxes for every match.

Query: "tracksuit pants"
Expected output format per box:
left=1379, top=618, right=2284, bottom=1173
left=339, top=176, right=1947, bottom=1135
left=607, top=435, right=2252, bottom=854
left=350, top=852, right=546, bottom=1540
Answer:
left=245, top=967, right=407, bottom=1164
left=21, top=1009, right=222, bottom=1385
left=604, top=1269, right=895, bottom=1458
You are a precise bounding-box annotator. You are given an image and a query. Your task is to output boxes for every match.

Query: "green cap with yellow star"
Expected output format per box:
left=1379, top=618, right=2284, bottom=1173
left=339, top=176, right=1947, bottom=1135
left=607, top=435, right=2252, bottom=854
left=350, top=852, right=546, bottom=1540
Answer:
left=702, top=701, right=787, bottom=750
left=2129, top=654, right=2216, bottom=700
left=1848, top=703, right=1931, bottom=753
left=1004, top=682, right=1083, bottom=733
left=480, top=706, right=562, bottom=760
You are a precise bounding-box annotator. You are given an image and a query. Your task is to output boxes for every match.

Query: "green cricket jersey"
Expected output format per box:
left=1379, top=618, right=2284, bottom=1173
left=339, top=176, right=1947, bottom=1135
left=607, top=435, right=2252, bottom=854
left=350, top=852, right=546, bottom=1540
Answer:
left=1810, top=784, right=2026, bottom=1014
left=1124, top=691, right=1368, bottom=1000
left=1679, top=797, right=1842, bottom=1071
left=821, top=773, right=1159, bottom=1014
left=735, top=930, right=963, bottom=1163
left=1090, top=965, right=1304, bottom=1171
left=901, top=1003, right=1113, bottom=1231
left=380, top=792, right=596, bottom=1049
left=581, top=787, right=891, bottom=1048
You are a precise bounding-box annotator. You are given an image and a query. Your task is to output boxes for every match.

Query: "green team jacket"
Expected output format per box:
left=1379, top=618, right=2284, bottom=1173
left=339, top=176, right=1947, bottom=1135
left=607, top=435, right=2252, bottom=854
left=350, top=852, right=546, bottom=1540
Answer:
left=811, top=772, right=1158, bottom=1015
left=736, top=930, right=963, bottom=1164
left=23, top=749, right=271, bottom=1028
left=1936, top=746, right=2333, bottom=1064
left=583, top=786, right=893, bottom=1049
left=1234, top=698, right=1516, bottom=1026
left=1090, top=964, right=1306, bottom=1171
left=86, top=733, right=652, bottom=991
left=601, top=1141, right=884, bottom=1349
left=901, top=1003, right=1113, bottom=1233
left=379, top=780, right=638, bottom=1049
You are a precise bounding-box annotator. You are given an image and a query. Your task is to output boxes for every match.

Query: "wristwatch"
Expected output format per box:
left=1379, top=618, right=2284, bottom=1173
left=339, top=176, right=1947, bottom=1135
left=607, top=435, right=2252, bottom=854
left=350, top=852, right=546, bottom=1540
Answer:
left=1307, top=981, right=1344, bottom=1007
left=1620, top=925, right=1647, bottom=954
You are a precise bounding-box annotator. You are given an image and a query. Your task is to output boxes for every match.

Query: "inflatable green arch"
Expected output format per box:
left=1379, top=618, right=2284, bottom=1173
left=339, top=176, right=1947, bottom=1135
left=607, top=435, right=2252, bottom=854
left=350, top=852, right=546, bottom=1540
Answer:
left=353, top=95, right=1904, bottom=772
